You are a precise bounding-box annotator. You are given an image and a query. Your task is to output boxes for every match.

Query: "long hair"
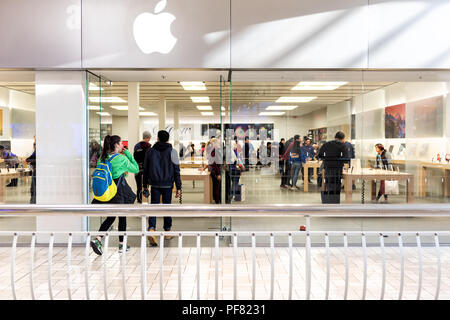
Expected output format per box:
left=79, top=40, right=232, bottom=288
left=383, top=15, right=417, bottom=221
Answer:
left=100, top=135, right=121, bottom=161
left=291, top=140, right=301, bottom=155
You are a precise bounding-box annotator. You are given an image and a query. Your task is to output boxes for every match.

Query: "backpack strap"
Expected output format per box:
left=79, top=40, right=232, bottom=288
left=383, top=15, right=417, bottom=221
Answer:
left=108, top=153, right=120, bottom=162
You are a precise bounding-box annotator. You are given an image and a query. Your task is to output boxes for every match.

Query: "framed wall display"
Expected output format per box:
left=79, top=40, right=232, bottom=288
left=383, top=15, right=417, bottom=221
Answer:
left=224, top=123, right=274, bottom=140
left=385, top=103, right=405, bottom=138
left=408, top=95, right=444, bottom=138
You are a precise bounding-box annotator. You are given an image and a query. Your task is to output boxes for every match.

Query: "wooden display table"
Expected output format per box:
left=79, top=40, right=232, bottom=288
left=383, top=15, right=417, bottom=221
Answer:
left=0, top=169, right=32, bottom=203
left=418, top=162, right=450, bottom=197
left=180, top=160, right=206, bottom=169
left=343, top=168, right=414, bottom=204
left=180, top=168, right=212, bottom=204
left=302, top=160, right=321, bottom=192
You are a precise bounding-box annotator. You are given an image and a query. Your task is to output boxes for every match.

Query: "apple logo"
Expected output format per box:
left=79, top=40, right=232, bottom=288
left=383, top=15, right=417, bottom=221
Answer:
left=133, top=0, right=177, bottom=54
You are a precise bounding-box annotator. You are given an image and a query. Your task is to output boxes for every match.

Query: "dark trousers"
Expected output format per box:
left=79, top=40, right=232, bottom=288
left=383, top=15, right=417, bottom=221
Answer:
left=99, top=217, right=127, bottom=242
left=148, top=187, right=172, bottom=231
left=30, top=171, right=36, bottom=204
left=231, top=176, right=240, bottom=199
left=322, top=168, right=342, bottom=204
left=211, top=174, right=221, bottom=204
left=244, top=158, right=250, bottom=171
left=301, top=167, right=313, bottom=181
left=225, top=168, right=232, bottom=204
left=281, top=161, right=291, bottom=186
left=134, top=171, right=143, bottom=203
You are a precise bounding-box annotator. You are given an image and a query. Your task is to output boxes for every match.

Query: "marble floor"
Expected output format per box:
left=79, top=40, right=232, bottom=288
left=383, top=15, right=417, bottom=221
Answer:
left=0, top=244, right=448, bottom=300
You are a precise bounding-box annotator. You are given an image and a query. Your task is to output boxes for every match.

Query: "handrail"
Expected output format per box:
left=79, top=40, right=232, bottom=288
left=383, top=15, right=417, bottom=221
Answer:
left=0, top=203, right=449, bottom=217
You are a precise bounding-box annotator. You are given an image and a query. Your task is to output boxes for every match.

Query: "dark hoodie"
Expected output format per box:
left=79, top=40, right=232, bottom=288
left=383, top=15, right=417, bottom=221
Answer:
left=143, top=142, right=182, bottom=190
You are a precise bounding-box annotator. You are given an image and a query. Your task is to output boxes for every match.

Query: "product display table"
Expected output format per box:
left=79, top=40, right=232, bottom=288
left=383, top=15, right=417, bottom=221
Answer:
left=302, top=160, right=321, bottom=192
left=0, top=169, right=32, bottom=203
left=343, top=168, right=414, bottom=204
left=180, top=160, right=206, bottom=169
left=418, top=162, right=450, bottom=197
left=180, top=168, right=212, bottom=204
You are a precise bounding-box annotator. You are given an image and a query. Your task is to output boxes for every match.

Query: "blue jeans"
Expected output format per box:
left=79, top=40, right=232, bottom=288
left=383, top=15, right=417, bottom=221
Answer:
left=148, top=187, right=172, bottom=231
left=291, top=162, right=302, bottom=187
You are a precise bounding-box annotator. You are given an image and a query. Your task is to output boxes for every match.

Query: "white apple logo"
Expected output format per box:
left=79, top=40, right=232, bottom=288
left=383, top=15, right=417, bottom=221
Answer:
left=133, top=0, right=177, bottom=54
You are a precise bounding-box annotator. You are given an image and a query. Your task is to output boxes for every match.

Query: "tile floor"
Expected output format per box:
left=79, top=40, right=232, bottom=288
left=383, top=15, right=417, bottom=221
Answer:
left=0, top=243, right=449, bottom=300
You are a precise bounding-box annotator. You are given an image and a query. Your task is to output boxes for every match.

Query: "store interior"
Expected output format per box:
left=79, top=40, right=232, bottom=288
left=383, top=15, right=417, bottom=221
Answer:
left=1, top=70, right=450, bottom=244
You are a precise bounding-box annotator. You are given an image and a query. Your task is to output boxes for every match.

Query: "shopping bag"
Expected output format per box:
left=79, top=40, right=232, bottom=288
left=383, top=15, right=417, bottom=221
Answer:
left=384, top=180, right=399, bottom=195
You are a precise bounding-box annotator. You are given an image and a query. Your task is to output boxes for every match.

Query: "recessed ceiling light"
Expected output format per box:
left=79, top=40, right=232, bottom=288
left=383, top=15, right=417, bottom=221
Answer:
left=191, top=97, right=210, bottom=103
left=221, top=112, right=226, bottom=116
left=291, top=81, right=348, bottom=90
left=89, top=96, right=127, bottom=103
left=196, top=105, right=213, bottom=111
left=110, top=106, right=145, bottom=111
left=266, top=105, right=298, bottom=111
left=201, top=112, right=214, bottom=116
left=88, top=105, right=101, bottom=111
left=96, top=112, right=111, bottom=116
left=139, top=112, right=158, bottom=116
left=180, top=82, right=206, bottom=90
left=276, top=97, right=316, bottom=103
left=221, top=106, right=226, bottom=111
left=259, top=111, right=285, bottom=116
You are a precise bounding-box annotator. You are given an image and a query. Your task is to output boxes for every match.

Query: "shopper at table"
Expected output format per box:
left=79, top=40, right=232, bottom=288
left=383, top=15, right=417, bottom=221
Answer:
left=133, top=131, right=152, bottom=204
left=374, top=143, right=393, bottom=202
left=301, top=138, right=315, bottom=183
left=90, top=135, right=139, bottom=255
left=143, top=130, right=181, bottom=246
left=289, top=136, right=306, bottom=190
left=204, top=138, right=222, bottom=204
left=0, top=145, right=19, bottom=187
left=317, top=131, right=348, bottom=204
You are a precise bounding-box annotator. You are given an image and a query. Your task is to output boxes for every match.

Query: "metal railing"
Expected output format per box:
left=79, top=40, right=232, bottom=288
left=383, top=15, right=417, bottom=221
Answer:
left=1, top=204, right=450, bottom=300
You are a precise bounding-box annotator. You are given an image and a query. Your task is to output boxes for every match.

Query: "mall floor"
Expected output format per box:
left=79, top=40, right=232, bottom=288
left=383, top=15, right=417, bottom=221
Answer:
left=1, top=170, right=450, bottom=247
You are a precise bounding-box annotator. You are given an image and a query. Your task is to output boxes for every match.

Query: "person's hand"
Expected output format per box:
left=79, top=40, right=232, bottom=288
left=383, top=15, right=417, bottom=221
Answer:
left=175, top=189, right=181, bottom=198
left=217, top=175, right=221, bottom=181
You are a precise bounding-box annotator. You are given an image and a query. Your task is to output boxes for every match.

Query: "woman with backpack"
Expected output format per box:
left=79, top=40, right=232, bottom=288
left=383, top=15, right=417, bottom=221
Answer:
left=90, top=135, right=139, bottom=255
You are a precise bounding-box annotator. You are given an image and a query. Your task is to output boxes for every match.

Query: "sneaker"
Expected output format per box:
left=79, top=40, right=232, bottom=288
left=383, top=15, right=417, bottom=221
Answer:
left=147, top=229, right=158, bottom=247
left=290, top=186, right=296, bottom=191
left=164, top=229, right=174, bottom=240
left=90, top=238, right=103, bottom=256
left=294, top=186, right=300, bottom=190
left=280, top=185, right=287, bottom=189
left=118, top=244, right=130, bottom=253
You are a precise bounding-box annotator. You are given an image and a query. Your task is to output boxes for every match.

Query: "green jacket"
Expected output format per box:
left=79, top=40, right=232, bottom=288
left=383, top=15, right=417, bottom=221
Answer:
left=101, top=149, right=139, bottom=179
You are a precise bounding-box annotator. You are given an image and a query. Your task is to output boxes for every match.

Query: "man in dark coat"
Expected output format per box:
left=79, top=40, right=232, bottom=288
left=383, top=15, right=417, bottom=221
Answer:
left=317, top=131, right=348, bottom=204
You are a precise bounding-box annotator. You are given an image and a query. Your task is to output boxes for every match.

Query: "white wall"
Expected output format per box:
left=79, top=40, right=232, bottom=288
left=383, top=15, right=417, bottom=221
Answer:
left=0, top=86, right=36, bottom=157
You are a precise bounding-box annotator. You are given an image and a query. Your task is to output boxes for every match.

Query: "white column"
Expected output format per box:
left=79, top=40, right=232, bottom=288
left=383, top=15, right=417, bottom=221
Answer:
left=174, top=105, right=180, bottom=148
left=127, top=82, right=140, bottom=191
left=128, top=82, right=140, bottom=149
left=35, top=71, right=88, bottom=244
left=159, top=96, right=166, bottom=131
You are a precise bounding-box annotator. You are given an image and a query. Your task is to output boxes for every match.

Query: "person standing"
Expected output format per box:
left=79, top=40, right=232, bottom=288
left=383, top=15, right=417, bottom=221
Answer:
left=26, top=140, right=36, bottom=204
left=279, top=138, right=286, bottom=176
left=203, top=138, right=222, bottom=204
left=289, top=137, right=306, bottom=190
left=143, top=130, right=182, bottom=246
left=343, top=138, right=356, bottom=190
left=133, top=131, right=152, bottom=204
left=317, top=131, right=348, bottom=204
left=301, top=138, right=315, bottom=183
left=90, top=135, right=139, bottom=255
left=243, top=137, right=254, bottom=171
left=281, top=136, right=298, bottom=188
left=374, top=143, right=393, bottom=202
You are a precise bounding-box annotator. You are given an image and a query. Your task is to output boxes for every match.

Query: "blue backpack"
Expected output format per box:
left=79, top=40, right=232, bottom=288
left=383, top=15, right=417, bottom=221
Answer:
left=92, top=154, right=120, bottom=202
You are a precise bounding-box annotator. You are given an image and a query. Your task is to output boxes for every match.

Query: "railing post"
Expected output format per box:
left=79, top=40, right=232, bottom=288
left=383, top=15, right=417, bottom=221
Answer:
left=122, top=233, right=128, bottom=300
left=103, top=233, right=109, bottom=300
left=398, top=233, right=404, bottom=300
left=288, top=233, right=293, bottom=301
left=215, top=233, right=219, bottom=300
left=233, top=233, right=238, bottom=300
left=343, top=233, right=349, bottom=300
left=196, top=233, right=201, bottom=300
left=179, top=233, right=183, bottom=301
left=11, top=233, right=18, bottom=300
left=48, top=233, right=54, bottom=300
left=361, top=233, right=367, bottom=300
left=30, top=233, right=36, bottom=300
left=305, top=232, right=311, bottom=300
left=85, top=233, right=91, bottom=300
left=416, top=233, right=423, bottom=300
left=67, top=233, right=73, bottom=300
left=270, top=233, right=275, bottom=300
left=141, top=231, right=147, bottom=300
left=160, top=232, right=165, bottom=300
left=325, top=233, right=330, bottom=300
left=434, top=233, right=441, bottom=300
left=252, top=233, right=256, bottom=300
left=379, top=233, right=386, bottom=300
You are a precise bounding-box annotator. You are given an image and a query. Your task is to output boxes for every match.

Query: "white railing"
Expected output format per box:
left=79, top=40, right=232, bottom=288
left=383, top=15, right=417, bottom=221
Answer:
left=0, top=229, right=448, bottom=300
left=0, top=204, right=449, bottom=300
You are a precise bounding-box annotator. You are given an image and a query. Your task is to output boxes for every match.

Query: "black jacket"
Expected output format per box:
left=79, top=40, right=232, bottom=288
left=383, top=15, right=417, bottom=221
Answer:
left=318, top=140, right=348, bottom=169
left=143, top=142, right=182, bottom=190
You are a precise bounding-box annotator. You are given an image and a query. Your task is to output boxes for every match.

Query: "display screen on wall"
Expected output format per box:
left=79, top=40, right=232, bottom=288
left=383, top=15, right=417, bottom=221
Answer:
left=408, top=96, right=443, bottom=138
left=224, top=123, right=274, bottom=140
left=11, top=109, right=34, bottom=139
left=385, top=103, right=405, bottom=138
